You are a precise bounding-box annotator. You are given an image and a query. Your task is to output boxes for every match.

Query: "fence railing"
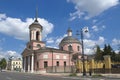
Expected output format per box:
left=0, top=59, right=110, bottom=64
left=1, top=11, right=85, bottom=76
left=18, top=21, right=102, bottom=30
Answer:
left=90, top=68, right=120, bottom=74
left=46, top=66, right=76, bottom=73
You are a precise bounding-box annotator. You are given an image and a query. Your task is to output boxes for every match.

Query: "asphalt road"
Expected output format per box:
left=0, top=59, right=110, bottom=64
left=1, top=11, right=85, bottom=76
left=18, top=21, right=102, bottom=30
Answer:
left=0, top=71, right=119, bottom=80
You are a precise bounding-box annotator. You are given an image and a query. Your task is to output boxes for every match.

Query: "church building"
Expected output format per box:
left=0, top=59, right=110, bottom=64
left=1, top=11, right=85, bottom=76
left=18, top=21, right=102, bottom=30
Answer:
left=22, top=14, right=83, bottom=73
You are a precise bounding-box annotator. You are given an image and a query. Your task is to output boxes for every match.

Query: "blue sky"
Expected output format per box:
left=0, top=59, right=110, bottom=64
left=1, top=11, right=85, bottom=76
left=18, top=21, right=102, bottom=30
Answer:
left=0, top=0, right=120, bottom=59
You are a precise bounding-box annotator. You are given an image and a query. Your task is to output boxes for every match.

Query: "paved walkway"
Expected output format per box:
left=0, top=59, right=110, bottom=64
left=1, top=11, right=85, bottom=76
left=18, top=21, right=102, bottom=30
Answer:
left=40, top=73, right=120, bottom=79
left=7, top=70, right=120, bottom=79
left=101, top=74, right=120, bottom=79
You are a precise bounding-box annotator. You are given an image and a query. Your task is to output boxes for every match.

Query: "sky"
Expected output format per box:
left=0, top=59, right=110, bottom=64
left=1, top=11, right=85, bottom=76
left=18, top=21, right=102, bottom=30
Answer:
left=0, top=0, right=120, bottom=59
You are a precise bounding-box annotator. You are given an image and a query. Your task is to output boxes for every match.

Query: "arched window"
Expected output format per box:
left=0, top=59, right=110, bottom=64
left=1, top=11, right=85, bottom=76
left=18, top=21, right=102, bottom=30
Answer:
left=36, top=31, right=39, bottom=41
left=61, top=46, right=63, bottom=50
left=37, top=44, right=41, bottom=48
left=68, top=45, right=73, bottom=51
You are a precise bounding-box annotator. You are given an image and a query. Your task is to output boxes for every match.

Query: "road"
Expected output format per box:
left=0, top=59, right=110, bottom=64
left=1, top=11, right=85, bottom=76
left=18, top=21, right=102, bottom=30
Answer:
left=0, top=71, right=119, bottom=80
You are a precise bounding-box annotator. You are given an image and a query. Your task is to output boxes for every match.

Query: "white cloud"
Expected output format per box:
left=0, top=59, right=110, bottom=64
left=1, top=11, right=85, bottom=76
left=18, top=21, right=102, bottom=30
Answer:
left=0, top=13, right=54, bottom=41
left=84, top=31, right=91, bottom=38
left=46, top=34, right=67, bottom=48
left=0, top=49, right=21, bottom=60
left=46, top=38, right=54, bottom=44
left=93, top=19, right=97, bottom=23
left=92, top=26, right=99, bottom=32
left=84, top=39, right=96, bottom=48
left=115, top=50, right=119, bottom=53
left=56, top=34, right=67, bottom=44
left=92, top=25, right=106, bottom=32
left=84, top=36, right=105, bottom=54
left=67, top=0, right=119, bottom=20
left=97, top=36, right=105, bottom=45
left=0, top=14, right=6, bottom=20
left=112, top=38, right=120, bottom=46
left=84, top=48, right=95, bottom=55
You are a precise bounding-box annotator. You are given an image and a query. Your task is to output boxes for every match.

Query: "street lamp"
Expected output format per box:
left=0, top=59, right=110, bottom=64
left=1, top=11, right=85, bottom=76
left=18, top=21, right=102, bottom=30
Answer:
left=76, top=27, right=88, bottom=76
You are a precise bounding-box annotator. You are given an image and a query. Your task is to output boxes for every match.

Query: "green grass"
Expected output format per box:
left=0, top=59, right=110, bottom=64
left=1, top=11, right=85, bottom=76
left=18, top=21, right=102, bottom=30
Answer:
left=92, top=74, right=103, bottom=78
left=69, top=73, right=77, bottom=77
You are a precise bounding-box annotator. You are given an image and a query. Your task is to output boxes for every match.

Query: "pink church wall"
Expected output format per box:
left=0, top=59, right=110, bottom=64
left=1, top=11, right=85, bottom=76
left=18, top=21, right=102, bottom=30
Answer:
left=63, top=43, right=82, bottom=54
left=33, top=42, right=45, bottom=50
left=35, top=52, right=71, bottom=71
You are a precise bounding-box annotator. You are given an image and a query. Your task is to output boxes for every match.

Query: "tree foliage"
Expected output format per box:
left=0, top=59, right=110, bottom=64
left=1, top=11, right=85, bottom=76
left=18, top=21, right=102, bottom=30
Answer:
left=94, top=44, right=120, bottom=62
left=94, top=45, right=103, bottom=61
left=0, top=58, right=7, bottom=69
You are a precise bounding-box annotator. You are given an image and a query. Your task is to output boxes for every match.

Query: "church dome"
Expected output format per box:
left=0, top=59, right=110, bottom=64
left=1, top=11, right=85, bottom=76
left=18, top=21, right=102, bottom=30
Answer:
left=59, top=28, right=80, bottom=47
left=59, top=36, right=80, bottom=46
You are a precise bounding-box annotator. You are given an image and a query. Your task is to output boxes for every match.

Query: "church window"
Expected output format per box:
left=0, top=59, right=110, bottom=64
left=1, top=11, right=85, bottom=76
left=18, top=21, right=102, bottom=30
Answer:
left=68, top=45, right=72, bottom=51
left=64, top=61, right=66, bottom=67
left=29, top=45, right=31, bottom=49
left=56, top=61, right=59, bottom=66
left=44, top=61, right=48, bottom=68
left=61, top=47, right=63, bottom=50
left=37, top=44, right=41, bottom=48
left=36, top=31, right=39, bottom=41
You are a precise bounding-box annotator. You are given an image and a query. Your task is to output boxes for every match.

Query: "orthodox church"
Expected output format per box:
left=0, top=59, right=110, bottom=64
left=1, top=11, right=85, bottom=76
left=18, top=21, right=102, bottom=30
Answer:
left=22, top=15, right=83, bottom=73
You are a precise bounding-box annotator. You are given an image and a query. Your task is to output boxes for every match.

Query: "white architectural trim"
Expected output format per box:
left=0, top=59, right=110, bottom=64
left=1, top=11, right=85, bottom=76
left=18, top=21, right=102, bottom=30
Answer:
left=31, top=54, right=34, bottom=73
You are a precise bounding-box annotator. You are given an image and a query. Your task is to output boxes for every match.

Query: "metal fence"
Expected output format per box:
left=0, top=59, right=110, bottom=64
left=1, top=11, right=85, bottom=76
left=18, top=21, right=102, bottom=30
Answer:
left=90, top=68, right=120, bottom=74
left=46, top=66, right=76, bottom=73
left=46, top=66, right=120, bottom=73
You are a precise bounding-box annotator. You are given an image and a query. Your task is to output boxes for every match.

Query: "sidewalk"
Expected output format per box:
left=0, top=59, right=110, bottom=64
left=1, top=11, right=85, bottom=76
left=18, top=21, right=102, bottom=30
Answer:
left=101, top=74, right=120, bottom=79
left=40, top=72, right=120, bottom=79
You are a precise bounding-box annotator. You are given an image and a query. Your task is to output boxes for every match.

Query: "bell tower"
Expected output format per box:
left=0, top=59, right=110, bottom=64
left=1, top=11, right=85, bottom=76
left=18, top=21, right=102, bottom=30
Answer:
left=27, top=9, right=45, bottom=50
left=29, top=8, right=43, bottom=41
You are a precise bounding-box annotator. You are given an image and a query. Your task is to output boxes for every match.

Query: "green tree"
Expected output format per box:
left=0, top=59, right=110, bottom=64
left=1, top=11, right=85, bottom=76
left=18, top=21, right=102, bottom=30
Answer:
left=94, top=45, right=103, bottom=61
left=114, top=53, right=120, bottom=62
left=0, top=58, right=7, bottom=69
left=103, top=44, right=108, bottom=55
left=94, top=44, right=120, bottom=62
left=103, top=44, right=116, bottom=61
left=118, top=44, right=120, bottom=54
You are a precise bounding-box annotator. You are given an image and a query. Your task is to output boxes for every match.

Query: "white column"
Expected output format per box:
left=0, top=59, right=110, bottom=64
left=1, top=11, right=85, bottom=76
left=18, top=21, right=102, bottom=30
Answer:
left=40, top=32, right=42, bottom=41
left=28, top=56, right=30, bottom=72
left=23, top=57, right=26, bottom=72
left=34, top=31, right=36, bottom=40
left=31, top=54, right=34, bottom=73
left=31, top=31, right=34, bottom=40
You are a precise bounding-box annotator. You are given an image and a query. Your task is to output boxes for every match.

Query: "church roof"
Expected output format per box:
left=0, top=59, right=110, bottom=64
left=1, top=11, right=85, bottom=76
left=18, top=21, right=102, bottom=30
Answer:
left=35, top=47, right=69, bottom=54
left=59, top=36, right=81, bottom=46
left=22, top=47, right=70, bottom=56
left=29, top=20, right=43, bottom=30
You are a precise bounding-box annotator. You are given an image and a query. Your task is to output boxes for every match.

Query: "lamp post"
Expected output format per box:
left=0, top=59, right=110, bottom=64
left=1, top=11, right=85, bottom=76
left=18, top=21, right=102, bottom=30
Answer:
left=76, top=27, right=88, bottom=76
